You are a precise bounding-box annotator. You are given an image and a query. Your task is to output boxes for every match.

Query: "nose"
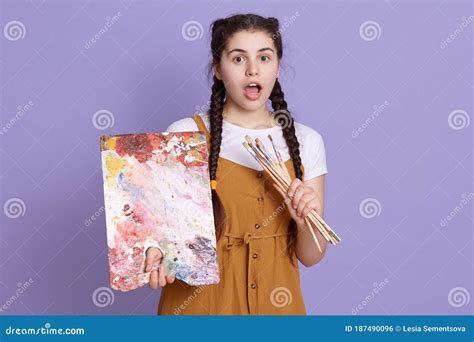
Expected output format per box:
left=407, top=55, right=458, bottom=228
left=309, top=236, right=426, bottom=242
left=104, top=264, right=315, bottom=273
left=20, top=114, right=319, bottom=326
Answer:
left=246, top=61, right=259, bottom=77
left=246, top=70, right=258, bottom=77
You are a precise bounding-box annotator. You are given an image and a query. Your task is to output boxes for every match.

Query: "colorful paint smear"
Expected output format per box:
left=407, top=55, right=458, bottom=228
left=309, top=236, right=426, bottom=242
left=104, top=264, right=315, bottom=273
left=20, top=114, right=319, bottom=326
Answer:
left=100, top=132, right=219, bottom=292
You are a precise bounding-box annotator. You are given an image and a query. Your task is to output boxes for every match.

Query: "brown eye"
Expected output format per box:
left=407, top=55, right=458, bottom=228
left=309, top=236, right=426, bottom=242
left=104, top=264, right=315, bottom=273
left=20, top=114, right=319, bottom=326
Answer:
left=234, top=56, right=245, bottom=63
left=260, top=56, right=270, bottom=62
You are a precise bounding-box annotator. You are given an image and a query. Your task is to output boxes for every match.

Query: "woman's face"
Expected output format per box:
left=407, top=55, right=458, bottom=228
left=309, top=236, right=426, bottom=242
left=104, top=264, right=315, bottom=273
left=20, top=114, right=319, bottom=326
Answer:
left=214, top=30, right=280, bottom=112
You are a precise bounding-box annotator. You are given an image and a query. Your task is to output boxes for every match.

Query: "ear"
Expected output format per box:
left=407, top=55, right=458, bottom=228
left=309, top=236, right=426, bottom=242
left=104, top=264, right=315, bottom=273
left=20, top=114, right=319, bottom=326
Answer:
left=214, top=65, right=222, bottom=80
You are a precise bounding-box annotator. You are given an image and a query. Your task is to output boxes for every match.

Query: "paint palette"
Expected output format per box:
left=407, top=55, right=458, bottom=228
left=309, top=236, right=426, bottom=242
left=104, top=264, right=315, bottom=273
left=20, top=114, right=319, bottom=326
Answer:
left=100, top=132, right=220, bottom=292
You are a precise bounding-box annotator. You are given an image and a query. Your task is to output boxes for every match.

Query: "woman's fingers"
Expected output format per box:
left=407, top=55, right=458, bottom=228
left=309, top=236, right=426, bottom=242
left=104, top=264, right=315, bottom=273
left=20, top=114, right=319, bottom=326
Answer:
left=144, top=247, right=163, bottom=272
left=287, top=179, right=303, bottom=198
left=149, top=270, right=159, bottom=289
left=297, top=193, right=314, bottom=216
left=158, top=264, right=167, bottom=287
left=146, top=247, right=167, bottom=289
left=291, top=183, right=307, bottom=210
left=149, top=267, right=175, bottom=289
left=302, top=199, right=317, bottom=217
left=144, top=247, right=176, bottom=289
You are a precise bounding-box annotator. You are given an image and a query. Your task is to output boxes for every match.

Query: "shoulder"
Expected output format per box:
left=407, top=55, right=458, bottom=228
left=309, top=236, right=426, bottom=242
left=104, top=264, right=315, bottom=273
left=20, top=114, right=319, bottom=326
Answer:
left=294, top=121, right=328, bottom=179
left=165, top=112, right=210, bottom=132
left=294, top=121, right=324, bottom=147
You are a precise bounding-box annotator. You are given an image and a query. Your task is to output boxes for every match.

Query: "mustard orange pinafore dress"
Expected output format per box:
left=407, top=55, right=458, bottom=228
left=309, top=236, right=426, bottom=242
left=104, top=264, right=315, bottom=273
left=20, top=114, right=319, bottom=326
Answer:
left=157, top=114, right=306, bottom=315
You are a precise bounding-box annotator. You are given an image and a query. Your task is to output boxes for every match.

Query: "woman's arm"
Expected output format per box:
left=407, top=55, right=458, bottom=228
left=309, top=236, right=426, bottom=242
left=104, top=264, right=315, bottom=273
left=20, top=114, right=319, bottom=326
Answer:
left=294, top=175, right=327, bottom=267
left=273, top=175, right=327, bottom=267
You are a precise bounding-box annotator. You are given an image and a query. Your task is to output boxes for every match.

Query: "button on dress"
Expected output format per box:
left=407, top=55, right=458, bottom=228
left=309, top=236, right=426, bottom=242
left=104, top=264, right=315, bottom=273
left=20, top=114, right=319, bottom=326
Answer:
left=157, top=114, right=307, bottom=315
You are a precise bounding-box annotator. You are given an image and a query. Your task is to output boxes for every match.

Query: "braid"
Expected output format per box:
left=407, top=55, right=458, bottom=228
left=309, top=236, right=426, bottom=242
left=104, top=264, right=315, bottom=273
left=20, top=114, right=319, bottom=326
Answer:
left=270, top=79, right=303, bottom=262
left=208, top=75, right=227, bottom=240
left=207, top=14, right=302, bottom=261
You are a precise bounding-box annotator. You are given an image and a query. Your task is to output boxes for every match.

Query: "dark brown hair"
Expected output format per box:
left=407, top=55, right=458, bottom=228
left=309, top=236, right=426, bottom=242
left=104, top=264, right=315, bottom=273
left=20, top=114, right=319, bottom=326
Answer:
left=207, top=14, right=303, bottom=261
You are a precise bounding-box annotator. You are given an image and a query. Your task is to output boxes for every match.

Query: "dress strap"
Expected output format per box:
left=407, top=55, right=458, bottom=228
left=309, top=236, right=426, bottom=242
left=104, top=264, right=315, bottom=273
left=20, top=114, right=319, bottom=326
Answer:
left=224, top=232, right=287, bottom=250
left=192, top=114, right=211, bottom=151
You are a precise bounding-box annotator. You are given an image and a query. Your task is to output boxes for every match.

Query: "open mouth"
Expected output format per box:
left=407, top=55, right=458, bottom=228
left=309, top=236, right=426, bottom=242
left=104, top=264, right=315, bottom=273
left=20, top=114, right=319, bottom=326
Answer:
left=244, top=82, right=262, bottom=100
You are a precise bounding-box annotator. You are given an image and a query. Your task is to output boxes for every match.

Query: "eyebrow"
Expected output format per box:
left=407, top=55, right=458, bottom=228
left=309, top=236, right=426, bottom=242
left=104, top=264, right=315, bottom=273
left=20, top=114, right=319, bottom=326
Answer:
left=227, top=47, right=274, bottom=55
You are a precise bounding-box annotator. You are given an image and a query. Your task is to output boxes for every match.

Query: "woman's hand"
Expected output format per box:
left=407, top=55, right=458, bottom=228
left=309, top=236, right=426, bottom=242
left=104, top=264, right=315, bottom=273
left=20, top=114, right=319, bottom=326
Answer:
left=144, top=247, right=175, bottom=289
left=273, top=178, right=322, bottom=227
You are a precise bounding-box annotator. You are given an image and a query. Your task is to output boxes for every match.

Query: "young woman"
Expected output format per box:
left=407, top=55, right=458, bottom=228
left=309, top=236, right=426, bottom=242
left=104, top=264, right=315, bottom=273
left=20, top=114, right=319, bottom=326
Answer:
left=145, top=13, right=328, bottom=315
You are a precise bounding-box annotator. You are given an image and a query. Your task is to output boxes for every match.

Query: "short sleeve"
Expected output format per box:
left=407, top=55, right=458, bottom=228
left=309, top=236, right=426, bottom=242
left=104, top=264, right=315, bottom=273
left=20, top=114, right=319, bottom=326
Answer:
left=165, top=117, right=199, bottom=132
left=301, top=127, right=328, bottom=181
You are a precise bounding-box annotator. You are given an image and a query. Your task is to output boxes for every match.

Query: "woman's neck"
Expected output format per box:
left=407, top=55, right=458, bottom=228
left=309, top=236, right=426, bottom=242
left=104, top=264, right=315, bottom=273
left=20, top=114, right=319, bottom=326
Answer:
left=221, top=99, right=275, bottom=129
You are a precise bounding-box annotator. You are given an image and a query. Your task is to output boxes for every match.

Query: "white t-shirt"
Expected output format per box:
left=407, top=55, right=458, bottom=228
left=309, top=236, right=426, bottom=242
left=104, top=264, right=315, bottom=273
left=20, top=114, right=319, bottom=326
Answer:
left=165, top=112, right=328, bottom=181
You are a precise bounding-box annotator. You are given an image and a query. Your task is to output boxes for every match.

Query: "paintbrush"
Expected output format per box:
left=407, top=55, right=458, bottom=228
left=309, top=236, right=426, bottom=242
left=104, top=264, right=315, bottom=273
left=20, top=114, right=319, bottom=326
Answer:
left=242, top=135, right=341, bottom=248
left=268, top=135, right=291, bottom=183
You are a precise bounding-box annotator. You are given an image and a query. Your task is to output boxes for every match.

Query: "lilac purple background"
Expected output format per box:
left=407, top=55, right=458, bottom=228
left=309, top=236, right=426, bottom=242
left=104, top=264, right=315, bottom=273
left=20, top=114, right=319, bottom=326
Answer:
left=0, top=0, right=472, bottom=315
